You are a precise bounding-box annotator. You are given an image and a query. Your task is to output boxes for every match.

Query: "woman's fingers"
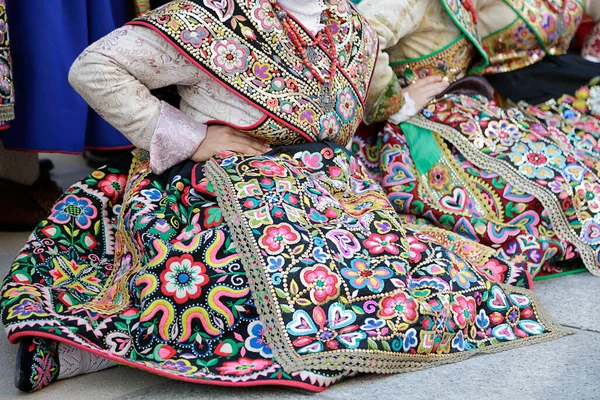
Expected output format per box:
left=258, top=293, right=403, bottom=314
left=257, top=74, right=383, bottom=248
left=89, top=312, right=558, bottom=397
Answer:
left=229, top=135, right=271, bottom=155
left=412, top=75, right=444, bottom=88
left=422, top=81, right=450, bottom=98
left=229, top=130, right=271, bottom=152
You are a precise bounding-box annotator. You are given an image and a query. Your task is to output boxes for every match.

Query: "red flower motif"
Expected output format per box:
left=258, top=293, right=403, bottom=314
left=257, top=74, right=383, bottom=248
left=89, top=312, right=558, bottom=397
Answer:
left=259, top=223, right=300, bottom=254
left=377, top=292, right=418, bottom=322
left=300, top=265, right=341, bottom=304
left=98, top=174, right=127, bottom=202
left=250, top=160, right=287, bottom=177
left=216, top=357, right=273, bottom=376
left=363, top=233, right=400, bottom=255
left=451, top=295, right=477, bottom=328
left=477, top=259, right=507, bottom=283
left=160, top=255, right=209, bottom=304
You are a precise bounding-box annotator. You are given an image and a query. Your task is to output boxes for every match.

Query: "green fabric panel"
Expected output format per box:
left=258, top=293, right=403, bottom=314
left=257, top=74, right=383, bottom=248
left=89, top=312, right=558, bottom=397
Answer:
left=401, top=122, right=443, bottom=176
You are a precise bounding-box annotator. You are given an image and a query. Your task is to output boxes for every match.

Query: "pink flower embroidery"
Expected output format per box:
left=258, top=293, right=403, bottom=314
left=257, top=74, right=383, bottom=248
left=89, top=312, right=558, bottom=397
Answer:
left=216, top=357, right=273, bottom=376
left=98, top=174, right=127, bottom=202
left=451, top=294, right=477, bottom=328
left=363, top=233, right=400, bottom=255
left=249, top=160, right=288, bottom=177
left=211, top=39, right=250, bottom=75
left=259, top=223, right=300, bottom=254
left=377, top=292, right=418, bottom=322
left=252, top=0, right=281, bottom=31
left=300, top=264, right=341, bottom=304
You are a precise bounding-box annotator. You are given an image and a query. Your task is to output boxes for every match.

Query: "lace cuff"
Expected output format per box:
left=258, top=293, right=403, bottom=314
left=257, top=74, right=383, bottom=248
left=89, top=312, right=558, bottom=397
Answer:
left=150, top=102, right=207, bottom=174
left=388, top=92, right=417, bottom=124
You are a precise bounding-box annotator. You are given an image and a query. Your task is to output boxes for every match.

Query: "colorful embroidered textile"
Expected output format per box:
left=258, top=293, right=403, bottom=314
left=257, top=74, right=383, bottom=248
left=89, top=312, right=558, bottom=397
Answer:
left=1, top=144, right=566, bottom=390
left=129, top=0, right=377, bottom=147
left=0, top=0, right=566, bottom=391
left=134, top=0, right=151, bottom=16
left=0, top=0, right=13, bottom=130
left=476, top=0, right=585, bottom=74
left=353, top=79, right=600, bottom=280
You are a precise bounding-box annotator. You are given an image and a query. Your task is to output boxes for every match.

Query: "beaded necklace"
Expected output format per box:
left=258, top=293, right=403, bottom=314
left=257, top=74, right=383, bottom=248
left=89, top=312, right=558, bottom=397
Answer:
left=270, top=0, right=337, bottom=111
left=461, top=0, right=478, bottom=23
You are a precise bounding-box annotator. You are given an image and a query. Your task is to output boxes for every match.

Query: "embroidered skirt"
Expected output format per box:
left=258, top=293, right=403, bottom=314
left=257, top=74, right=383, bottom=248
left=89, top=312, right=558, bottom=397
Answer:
left=1, top=142, right=565, bottom=391
left=353, top=78, right=600, bottom=280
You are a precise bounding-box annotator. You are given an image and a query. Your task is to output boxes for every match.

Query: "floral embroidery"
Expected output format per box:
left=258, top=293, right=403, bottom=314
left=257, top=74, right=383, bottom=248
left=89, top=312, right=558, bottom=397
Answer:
left=363, top=233, right=400, bottom=255
left=180, top=26, right=210, bottom=48
left=259, top=223, right=300, bottom=254
left=428, top=164, right=450, bottom=191
left=300, top=265, right=341, bottom=304
left=49, top=195, right=98, bottom=229
left=160, top=254, right=209, bottom=304
left=340, top=259, right=393, bottom=294
left=211, top=39, right=250, bottom=75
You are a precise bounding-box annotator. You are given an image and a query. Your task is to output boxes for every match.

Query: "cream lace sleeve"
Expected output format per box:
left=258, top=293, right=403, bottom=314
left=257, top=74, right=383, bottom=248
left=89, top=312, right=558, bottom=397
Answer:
left=357, top=0, right=424, bottom=123
left=68, top=25, right=208, bottom=172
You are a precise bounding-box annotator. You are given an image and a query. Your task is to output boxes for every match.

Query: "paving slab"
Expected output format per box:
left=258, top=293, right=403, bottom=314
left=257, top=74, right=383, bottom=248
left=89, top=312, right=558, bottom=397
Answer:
left=534, top=273, right=600, bottom=333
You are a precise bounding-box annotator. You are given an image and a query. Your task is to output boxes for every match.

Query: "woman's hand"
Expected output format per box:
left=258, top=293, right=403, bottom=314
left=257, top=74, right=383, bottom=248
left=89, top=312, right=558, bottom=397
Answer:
left=404, top=76, right=449, bottom=111
left=191, top=125, right=272, bottom=162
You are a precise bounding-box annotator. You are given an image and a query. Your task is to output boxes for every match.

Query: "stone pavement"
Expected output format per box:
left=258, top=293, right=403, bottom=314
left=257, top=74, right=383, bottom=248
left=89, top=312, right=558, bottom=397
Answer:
left=0, top=154, right=597, bottom=399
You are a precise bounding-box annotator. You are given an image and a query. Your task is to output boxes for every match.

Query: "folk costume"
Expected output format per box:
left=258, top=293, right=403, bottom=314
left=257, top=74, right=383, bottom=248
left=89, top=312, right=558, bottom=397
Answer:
left=1, top=0, right=563, bottom=393
left=477, top=0, right=600, bottom=105
left=352, top=0, right=600, bottom=280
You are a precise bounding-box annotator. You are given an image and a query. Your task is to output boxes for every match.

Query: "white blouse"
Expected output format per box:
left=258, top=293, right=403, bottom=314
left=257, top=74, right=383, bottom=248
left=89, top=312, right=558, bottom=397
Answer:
left=68, top=0, right=327, bottom=174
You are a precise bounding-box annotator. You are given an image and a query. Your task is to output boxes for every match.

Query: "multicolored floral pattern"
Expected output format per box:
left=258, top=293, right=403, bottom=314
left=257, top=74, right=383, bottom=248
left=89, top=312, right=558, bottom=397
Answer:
left=353, top=79, right=600, bottom=280
left=206, top=142, right=563, bottom=373
left=1, top=154, right=351, bottom=391
left=130, top=0, right=377, bottom=147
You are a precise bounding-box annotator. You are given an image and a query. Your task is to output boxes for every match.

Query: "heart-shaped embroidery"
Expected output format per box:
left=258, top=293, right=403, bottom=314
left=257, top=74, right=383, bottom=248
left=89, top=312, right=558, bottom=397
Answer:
left=583, top=220, right=600, bottom=244
left=286, top=310, right=318, bottom=336
left=502, top=184, right=535, bottom=202
left=327, top=302, right=357, bottom=330
left=518, top=321, right=544, bottom=335
left=338, top=331, right=367, bottom=349
left=508, top=293, right=532, bottom=308
left=105, top=332, right=132, bottom=356
left=487, top=223, right=522, bottom=244
left=453, top=217, right=478, bottom=241
left=203, top=0, right=234, bottom=22
left=297, top=341, right=323, bottom=354
left=488, top=286, right=509, bottom=311
left=564, top=165, right=585, bottom=183
left=440, top=187, right=468, bottom=213
left=492, top=324, right=517, bottom=340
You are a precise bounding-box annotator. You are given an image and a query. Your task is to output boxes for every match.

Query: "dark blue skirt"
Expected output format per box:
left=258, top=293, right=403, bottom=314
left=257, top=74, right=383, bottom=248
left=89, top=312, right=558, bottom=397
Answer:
left=1, top=0, right=133, bottom=152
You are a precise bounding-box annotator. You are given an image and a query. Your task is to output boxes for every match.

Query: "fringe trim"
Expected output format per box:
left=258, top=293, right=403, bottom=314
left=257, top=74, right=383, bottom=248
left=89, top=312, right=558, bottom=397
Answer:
left=205, top=158, right=571, bottom=375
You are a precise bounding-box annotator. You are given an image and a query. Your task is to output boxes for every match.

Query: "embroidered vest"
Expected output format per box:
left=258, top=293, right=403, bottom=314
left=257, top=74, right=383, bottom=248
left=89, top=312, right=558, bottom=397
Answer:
left=477, top=0, right=584, bottom=74
left=129, top=0, right=378, bottom=147
left=390, top=0, right=488, bottom=86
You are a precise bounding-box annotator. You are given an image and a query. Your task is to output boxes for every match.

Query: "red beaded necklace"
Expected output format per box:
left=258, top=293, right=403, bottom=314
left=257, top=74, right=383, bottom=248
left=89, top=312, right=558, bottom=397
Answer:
left=461, top=0, right=478, bottom=24
left=270, top=1, right=338, bottom=86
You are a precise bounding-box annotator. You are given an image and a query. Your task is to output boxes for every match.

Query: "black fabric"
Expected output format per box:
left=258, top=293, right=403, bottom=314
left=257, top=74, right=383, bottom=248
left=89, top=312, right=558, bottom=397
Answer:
left=150, top=0, right=173, bottom=8
left=485, top=54, right=600, bottom=104
left=439, top=76, right=494, bottom=99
